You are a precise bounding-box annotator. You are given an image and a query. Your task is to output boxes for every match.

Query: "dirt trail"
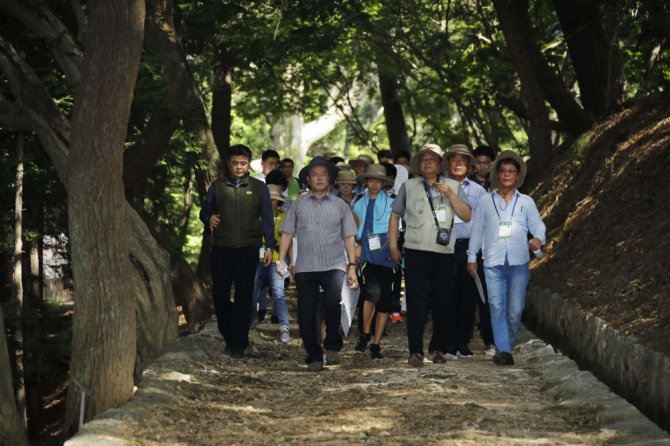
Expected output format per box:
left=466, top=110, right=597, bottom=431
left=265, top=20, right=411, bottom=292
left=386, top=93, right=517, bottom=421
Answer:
left=67, top=292, right=669, bottom=446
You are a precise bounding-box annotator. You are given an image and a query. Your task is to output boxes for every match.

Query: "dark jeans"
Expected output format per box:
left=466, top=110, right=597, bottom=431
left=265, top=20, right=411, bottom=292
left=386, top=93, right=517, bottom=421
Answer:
left=295, top=269, right=345, bottom=364
left=211, top=246, right=259, bottom=353
left=404, top=249, right=454, bottom=356
left=446, top=239, right=479, bottom=350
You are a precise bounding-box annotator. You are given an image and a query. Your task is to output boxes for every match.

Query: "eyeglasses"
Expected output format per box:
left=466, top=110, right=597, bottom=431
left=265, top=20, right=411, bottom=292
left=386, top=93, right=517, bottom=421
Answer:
left=420, top=158, right=440, bottom=164
left=310, top=173, right=329, bottom=179
left=498, top=169, right=518, bottom=175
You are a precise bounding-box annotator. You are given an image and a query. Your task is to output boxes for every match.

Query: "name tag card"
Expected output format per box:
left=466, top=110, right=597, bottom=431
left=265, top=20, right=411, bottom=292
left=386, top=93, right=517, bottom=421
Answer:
left=368, top=233, right=382, bottom=251
left=498, top=221, right=512, bottom=238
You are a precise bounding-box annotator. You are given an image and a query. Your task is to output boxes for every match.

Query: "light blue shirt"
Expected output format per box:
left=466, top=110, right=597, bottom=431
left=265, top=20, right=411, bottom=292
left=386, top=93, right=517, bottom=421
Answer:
left=453, top=178, right=487, bottom=239
left=467, top=190, right=546, bottom=266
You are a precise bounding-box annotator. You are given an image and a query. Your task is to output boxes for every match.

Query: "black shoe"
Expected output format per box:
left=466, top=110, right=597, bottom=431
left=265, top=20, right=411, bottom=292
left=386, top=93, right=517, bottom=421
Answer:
left=432, top=351, right=446, bottom=364
left=325, top=350, right=340, bottom=365
left=355, top=333, right=371, bottom=353
left=370, top=344, right=383, bottom=360
left=493, top=352, right=514, bottom=366
left=457, top=346, right=473, bottom=358
left=230, top=350, right=245, bottom=359
left=307, top=361, right=324, bottom=372
left=257, top=309, right=267, bottom=323
left=270, top=315, right=279, bottom=324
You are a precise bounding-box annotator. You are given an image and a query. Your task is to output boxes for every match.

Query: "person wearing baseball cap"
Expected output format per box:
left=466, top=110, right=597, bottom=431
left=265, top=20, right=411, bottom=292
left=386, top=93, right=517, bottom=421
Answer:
left=466, top=150, right=546, bottom=366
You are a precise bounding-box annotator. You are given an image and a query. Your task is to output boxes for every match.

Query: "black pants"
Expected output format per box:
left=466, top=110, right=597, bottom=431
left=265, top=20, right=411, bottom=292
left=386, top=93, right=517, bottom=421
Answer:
left=295, top=270, right=345, bottom=364
left=476, top=254, right=494, bottom=345
left=389, top=266, right=403, bottom=314
left=404, top=249, right=454, bottom=356
left=445, top=239, right=479, bottom=350
left=211, top=246, right=259, bottom=353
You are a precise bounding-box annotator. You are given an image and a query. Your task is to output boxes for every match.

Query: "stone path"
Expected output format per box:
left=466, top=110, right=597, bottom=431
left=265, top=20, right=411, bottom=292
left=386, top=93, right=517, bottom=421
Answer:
left=66, top=312, right=669, bottom=445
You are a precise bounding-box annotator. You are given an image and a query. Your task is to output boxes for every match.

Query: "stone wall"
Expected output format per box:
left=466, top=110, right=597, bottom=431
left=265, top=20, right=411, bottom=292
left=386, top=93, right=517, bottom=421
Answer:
left=524, top=286, right=670, bottom=432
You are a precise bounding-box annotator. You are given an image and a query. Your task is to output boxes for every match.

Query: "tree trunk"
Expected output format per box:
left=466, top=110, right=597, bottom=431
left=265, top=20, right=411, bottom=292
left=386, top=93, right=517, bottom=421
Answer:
left=553, top=0, right=623, bottom=116
left=492, top=0, right=553, bottom=173
left=211, top=44, right=234, bottom=161
left=13, top=134, right=27, bottom=428
left=378, top=72, right=411, bottom=154
left=1, top=29, right=178, bottom=394
left=64, top=0, right=146, bottom=433
left=0, top=307, right=29, bottom=446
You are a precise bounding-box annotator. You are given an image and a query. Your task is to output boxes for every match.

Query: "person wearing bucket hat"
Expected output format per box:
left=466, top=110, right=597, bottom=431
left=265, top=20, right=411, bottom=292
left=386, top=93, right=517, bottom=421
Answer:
left=199, top=144, right=276, bottom=358
left=351, top=164, right=396, bottom=360
left=466, top=150, right=546, bottom=366
left=388, top=143, right=472, bottom=367
left=348, top=154, right=374, bottom=195
left=250, top=184, right=292, bottom=344
left=297, top=156, right=339, bottom=188
left=440, top=144, right=489, bottom=360
left=278, top=157, right=358, bottom=372
left=334, top=169, right=358, bottom=207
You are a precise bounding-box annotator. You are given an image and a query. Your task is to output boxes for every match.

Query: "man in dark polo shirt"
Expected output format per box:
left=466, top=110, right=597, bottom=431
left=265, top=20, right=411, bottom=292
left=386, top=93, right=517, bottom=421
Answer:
left=277, top=156, right=358, bottom=372
left=200, top=144, right=275, bottom=358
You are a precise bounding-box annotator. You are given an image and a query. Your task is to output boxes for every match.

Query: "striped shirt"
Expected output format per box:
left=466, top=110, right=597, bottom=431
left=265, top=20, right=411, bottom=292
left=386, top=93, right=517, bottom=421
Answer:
left=280, top=192, right=358, bottom=273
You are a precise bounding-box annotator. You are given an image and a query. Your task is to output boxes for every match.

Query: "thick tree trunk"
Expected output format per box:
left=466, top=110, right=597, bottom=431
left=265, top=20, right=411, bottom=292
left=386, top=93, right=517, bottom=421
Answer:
left=64, top=0, right=146, bottom=433
left=378, top=73, right=411, bottom=155
left=492, top=0, right=553, bottom=172
left=553, top=0, right=623, bottom=116
left=0, top=307, right=29, bottom=446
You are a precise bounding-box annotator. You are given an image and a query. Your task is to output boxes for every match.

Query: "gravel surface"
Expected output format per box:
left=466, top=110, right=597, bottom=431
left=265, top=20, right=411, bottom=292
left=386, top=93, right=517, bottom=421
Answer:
left=66, top=297, right=670, bottom=446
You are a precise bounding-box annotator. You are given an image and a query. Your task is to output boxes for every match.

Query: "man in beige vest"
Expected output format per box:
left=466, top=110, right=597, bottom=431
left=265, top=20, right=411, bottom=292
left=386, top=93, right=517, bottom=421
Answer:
left=389, top=144, right=471, bottom=367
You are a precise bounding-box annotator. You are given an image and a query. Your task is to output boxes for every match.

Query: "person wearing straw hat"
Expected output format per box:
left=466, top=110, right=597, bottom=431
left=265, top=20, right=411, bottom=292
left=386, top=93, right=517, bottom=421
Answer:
left=199, top=144, right=275, bottom=359
left=250, top=184, right=292, bottom=344
left=388, top=144, right=472, bottom=367
left=277, top=156, right=358, bottom=372
left=351, top=164, right=396, bottom=360
left=466, top=150, right=546, bottom=366
left=334, top=169, right=358, bottom=207
left=442, top=144, right=488, bottom=360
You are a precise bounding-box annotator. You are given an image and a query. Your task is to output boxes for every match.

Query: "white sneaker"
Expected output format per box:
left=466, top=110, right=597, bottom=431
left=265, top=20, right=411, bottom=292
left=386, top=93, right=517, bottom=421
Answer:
left=484, top=343, right=497, bottom=356
left=279, top=326, right=290, bottom=344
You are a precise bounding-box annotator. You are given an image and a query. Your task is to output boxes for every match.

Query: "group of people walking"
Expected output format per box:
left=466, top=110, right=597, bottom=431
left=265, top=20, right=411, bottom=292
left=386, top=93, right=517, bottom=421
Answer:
left=199, top=142, right=546, bottom=371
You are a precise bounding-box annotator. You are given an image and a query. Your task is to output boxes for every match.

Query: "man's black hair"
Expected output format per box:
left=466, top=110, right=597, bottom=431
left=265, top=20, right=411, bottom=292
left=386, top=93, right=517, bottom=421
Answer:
left=281, top=158, right=294, bottom=165
left=393, top=149, right=411, bottom=162
left=328, top=156, right=345, bottom=165
left=381, top=162, right=397, bottom=178
left=377, top=149, right=392, bottom=163
left=265, top=169, right=288, bottom=188
left=473, top=145, right=497, bottom=160
left=261, top=149, right=280, bottom=161
left=496, top=158, right=520, bottom=172
left=228, top=144, right=252, bottom=160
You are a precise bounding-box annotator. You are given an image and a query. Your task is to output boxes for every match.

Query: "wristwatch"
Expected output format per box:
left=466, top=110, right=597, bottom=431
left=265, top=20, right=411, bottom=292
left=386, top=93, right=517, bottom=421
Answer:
left=347, top=262, right=356, bottom=267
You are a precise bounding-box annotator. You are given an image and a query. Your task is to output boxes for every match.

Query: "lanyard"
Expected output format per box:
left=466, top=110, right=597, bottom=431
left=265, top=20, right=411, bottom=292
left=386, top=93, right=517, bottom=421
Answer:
left=423, top=179, right=444, bottom=229
left=492, top=192, right=519, bottom=221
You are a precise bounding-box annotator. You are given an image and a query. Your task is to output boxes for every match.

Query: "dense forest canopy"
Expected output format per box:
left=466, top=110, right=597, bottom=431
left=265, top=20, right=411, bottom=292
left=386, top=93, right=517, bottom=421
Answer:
left=1, top=0, right=669, bottom=442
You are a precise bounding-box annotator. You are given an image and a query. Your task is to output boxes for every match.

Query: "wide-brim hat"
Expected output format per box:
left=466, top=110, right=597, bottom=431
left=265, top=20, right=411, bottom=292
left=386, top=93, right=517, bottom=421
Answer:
left=298, top=156, right=339, bottom=186
left=348, top=154, right=374, bottom=169
left=489, top=150, right=527, bottom=189
left=335, top=161, right=353, bottom=171
left=266, top=184, right=285, bottom=202
left=443, top=144, right=475, bottom=168
left=409, top=144, right=447, bottom=175
left=335, top=169, right=357, bottom=185
left=356, top=163, right=393, bottom=187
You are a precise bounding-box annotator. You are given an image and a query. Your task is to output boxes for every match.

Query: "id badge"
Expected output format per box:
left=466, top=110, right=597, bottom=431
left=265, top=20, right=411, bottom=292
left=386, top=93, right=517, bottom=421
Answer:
left=498, top=221, right=512, bottom=238
left=259, top=247, right=266, bottom=258
left=435, top=205, right=447, bottom=222
left=368, top=233, right=382, bottom=251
